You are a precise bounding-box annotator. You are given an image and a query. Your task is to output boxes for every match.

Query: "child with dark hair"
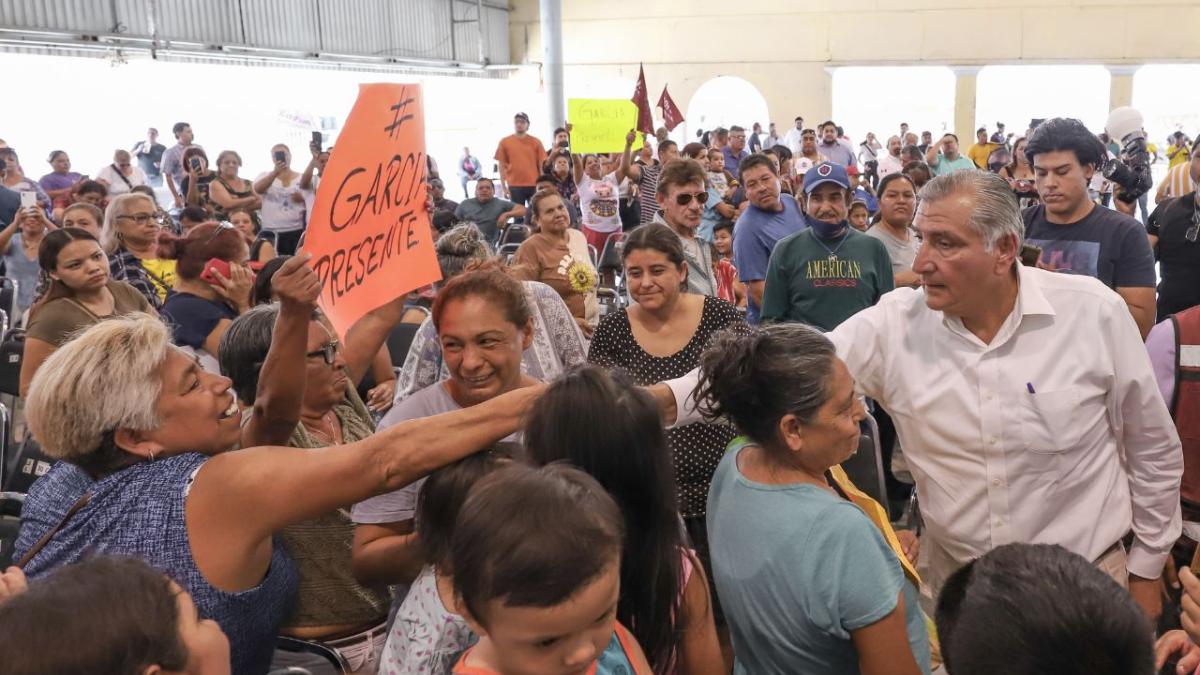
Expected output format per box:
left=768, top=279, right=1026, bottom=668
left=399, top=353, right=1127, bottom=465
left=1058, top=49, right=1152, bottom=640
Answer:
left=450, top=463, right=653, bottom=675
left=709, top=219, right=744, bottom=308
left=524, top=365, right=723, bottom=673
left=377, top=450, right=512, bottom=675
left=0, top=556, right=231, bottom=675
left=848, top=200, right=871, bottom=232
left=936, top=543, right=1153, bottom=675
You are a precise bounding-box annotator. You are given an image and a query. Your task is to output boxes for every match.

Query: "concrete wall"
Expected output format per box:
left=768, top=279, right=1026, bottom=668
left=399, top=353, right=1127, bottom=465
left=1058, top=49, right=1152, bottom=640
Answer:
left=509, top=0, right=1200, bottom=138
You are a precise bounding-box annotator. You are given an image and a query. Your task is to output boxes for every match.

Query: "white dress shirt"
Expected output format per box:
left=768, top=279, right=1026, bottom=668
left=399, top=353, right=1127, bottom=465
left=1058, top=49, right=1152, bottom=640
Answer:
left=877, top=153, right=904, bottom=178
left=668, top=264, right=1182, bottom=578
left=783, top=128, right=804, bottom=155
left=95, top=164, right=147, bottom=196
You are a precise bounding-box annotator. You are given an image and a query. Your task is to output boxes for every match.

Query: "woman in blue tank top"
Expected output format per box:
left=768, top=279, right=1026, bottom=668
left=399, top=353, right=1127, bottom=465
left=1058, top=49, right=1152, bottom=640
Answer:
left=14, top=265, right=539, bottom=675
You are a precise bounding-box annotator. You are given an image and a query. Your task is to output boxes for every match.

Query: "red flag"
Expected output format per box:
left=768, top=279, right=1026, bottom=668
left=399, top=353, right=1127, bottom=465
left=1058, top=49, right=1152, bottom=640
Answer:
left=630, top=64, right=654, bottom=135
left=657, top=85, right=684, bottom=131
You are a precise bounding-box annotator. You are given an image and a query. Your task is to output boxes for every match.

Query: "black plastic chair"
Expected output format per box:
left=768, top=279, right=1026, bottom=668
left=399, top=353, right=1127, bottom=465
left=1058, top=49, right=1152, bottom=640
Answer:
left=0, top=491, right=25, bottom=569
left=274, top=636, right=349, bottom=674
left=597, top=287, right=623, bottom=317
left=497, top=223, right=530, bottom=250
left=0, top=278, right=16, bottom=326
left=498, top=242, right=523, bottom=264
left=0, top=403, right=9, bottom=491
left=840, top=411, right=888, bottom=510
left=596, top=233, right=627, bottom=297
left=0, top=328, right=25, bottom=398
left=386, top=322, right=423, bottom=370
left=3, top=437, right=53, bottom=494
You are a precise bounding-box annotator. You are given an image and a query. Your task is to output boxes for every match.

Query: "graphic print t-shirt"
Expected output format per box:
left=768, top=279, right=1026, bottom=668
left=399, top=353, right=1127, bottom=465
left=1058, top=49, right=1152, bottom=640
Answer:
left=1021, top=203, right=1156, bottom=289
left=579, top=172, right=622, bottom=233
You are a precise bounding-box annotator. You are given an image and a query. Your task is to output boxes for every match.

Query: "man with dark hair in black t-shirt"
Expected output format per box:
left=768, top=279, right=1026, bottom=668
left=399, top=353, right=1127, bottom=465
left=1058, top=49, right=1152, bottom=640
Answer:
left=132, top=127, right=167, bottom=187
left=1021, top=117, right=1157, bottom=337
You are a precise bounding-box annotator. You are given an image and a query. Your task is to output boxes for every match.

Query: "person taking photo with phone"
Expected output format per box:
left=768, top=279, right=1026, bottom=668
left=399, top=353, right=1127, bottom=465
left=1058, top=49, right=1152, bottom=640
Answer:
left=254, top=144, right=310, bottom=256
left=181, top=147, right=217, bottom=215
left=159, top=221, right=254, bottom=373
left=0, top=199, right=56, bottom=320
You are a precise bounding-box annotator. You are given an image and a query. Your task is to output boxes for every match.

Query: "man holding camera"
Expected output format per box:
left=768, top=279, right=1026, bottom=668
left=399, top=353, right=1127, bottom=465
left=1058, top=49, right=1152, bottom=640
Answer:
left=1020, top=118, right=1157, bottom=338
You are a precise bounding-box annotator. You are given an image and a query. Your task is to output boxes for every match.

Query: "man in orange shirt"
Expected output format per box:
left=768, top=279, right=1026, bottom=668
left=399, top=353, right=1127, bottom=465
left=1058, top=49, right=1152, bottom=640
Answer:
left=494, top=112, right=548, bottom=213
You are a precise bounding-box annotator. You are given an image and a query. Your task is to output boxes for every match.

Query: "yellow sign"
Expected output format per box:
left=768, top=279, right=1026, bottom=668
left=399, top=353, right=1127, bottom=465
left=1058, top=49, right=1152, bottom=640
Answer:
left=568, top=98, right=638, bottom=154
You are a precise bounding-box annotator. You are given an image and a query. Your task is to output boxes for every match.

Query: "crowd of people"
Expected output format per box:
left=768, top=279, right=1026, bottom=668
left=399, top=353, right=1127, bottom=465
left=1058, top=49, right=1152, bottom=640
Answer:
left=0, top=105, right=1197, bottom=675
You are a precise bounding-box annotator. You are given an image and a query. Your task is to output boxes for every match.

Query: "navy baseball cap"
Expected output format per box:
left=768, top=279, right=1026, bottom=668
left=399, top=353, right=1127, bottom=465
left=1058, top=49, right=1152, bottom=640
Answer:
left=803, top=162, right=850, bottom=194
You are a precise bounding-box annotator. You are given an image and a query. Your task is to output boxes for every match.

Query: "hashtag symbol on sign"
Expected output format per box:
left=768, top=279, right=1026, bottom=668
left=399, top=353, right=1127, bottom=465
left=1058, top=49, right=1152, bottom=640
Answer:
left=384, top=91, right=417, bottom=140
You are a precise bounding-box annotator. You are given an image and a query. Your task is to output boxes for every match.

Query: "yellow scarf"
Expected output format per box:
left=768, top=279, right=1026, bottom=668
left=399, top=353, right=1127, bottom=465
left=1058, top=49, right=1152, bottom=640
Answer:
left=827, top=464, right=921, bottom=588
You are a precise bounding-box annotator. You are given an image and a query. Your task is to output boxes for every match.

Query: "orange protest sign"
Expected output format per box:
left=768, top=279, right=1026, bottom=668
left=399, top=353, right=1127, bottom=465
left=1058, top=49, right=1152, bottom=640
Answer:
left=303, top=83, right=441, bottom=336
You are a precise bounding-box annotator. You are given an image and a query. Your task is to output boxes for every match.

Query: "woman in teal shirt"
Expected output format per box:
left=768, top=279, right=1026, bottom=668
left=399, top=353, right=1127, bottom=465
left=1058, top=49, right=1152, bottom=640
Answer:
left=696, top=323, right=931, bottom=675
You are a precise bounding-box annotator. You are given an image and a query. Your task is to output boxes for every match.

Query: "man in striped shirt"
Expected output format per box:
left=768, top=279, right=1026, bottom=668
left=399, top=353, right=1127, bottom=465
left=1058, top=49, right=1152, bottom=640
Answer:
left=1157, top=160, right=1196, bottom=203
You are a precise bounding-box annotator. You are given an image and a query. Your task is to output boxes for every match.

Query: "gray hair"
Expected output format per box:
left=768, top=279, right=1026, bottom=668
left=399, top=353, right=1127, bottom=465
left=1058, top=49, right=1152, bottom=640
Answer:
left=694, top=323, right=837, bottom=452
left=101, top=192, right=157, bottom=255
left=436, top=223, right=493, bottom=280
left=917, top=170, right=1024, bottom=252
left=25, top=313, right=169, bottom=473
left=218, top=303, right=281, bottom=406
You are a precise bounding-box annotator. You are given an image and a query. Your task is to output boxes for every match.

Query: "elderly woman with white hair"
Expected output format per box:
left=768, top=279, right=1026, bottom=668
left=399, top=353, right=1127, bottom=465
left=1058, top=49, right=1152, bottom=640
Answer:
left=391, top=221, right=588, bottom=405
left=13, top=268, right=539, bottom=674
left=101, top=192, right=175, bottom=309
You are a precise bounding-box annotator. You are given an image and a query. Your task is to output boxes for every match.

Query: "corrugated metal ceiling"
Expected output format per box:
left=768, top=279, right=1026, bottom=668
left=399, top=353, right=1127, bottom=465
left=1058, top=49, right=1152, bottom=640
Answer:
left=0, top=0, right=510, bottom=67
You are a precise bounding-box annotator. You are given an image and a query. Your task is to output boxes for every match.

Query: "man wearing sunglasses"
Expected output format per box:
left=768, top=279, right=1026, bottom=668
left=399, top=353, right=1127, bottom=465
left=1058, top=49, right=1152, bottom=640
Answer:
left=649, top=159, right=718, bottom=296
left=760, top=162, right=894, bottom=330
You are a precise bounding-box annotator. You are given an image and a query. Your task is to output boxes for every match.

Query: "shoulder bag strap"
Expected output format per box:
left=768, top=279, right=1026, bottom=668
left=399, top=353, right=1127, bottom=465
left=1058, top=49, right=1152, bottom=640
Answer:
left=16, top=491, right=92, bottom=569
left=112, top=165, right=134, bottom=189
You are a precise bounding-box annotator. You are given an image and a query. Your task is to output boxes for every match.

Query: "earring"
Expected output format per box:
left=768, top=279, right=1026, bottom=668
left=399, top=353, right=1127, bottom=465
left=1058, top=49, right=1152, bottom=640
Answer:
left=147, top=450, right=156, bottom=462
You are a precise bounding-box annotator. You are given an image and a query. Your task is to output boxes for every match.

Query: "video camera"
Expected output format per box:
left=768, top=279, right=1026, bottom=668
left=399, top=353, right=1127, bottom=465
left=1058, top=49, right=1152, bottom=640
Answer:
left=1101, top=107, right=1153, bottom=204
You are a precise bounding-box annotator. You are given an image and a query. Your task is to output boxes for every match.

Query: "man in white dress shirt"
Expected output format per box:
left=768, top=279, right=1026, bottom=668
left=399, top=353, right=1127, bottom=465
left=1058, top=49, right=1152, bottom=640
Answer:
left=877, top=135, right=904, bottom=179
left=656, top=170, right=1182, bottom=622
left=783, top=116, right=805, bottom=155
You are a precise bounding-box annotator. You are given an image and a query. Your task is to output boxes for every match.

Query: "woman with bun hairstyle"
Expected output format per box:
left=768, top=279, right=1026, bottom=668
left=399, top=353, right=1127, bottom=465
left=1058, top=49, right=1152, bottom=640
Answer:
left=697, top=323, right=931, bottom=675
left=158, top=221, right=254, bottom=372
